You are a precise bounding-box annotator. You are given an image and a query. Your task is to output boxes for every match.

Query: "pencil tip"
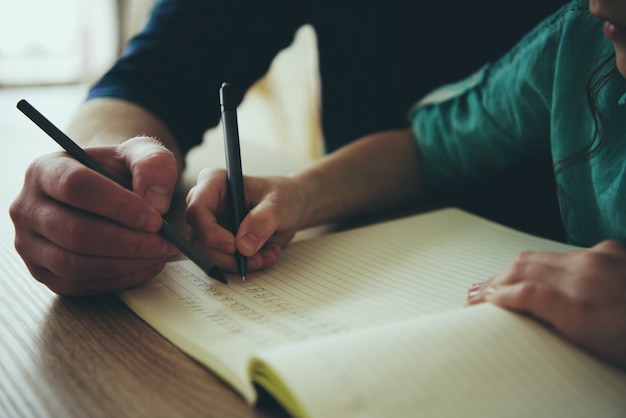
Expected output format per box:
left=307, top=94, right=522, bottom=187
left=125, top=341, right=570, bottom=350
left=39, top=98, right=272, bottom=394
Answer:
left=241, top=275, right=246, bottom=281
left=210, top=268, right=228, bottom=284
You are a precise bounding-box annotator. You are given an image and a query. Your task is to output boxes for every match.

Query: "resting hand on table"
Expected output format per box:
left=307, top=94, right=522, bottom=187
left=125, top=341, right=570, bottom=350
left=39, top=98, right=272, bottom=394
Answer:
left=467, top=240, right=626, bottom=368
left=186, top=168, right=306, bottom=274
left=10, top=137, right=179, bottom=296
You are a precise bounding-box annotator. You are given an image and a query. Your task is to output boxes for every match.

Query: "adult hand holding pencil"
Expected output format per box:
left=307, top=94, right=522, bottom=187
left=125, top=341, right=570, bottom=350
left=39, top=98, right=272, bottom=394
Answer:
left=13, top=100, right=226, bottom=295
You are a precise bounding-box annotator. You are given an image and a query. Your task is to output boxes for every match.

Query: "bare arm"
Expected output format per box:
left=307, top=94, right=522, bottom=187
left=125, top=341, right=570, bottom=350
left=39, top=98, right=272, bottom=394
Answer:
left=66, top=98, right=184, bottom=169
left=293, top=128, right=429, bottom=228
left=186, top=128, right=431, bottom=272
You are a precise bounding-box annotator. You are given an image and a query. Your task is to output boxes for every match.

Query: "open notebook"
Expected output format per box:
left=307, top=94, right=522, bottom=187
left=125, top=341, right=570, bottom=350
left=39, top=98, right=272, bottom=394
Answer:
left=119, top=208, right=626, bottom=418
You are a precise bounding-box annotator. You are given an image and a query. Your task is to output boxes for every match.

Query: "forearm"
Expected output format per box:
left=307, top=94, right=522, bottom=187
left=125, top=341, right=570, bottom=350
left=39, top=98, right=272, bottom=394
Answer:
left=293, top=129, right=430, bottom=228
left=66, top=98, right=184, bottom=169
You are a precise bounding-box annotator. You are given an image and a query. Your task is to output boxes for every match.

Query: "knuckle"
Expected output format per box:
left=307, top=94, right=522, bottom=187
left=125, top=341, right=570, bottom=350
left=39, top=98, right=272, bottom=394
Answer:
left=60, top=218, right=90, bottom=249
left=56, top=164, right=87, bottom=201
left=50, top=252, right=80, bottom=279
left=514, top=281, right=539, bottom=305
left=515, top=250, right=534, bottom=262
left=23, top=155, right=50, bottom=183
left=13, top=234, right=31, bottom=259
left=505, top=251, right=533, bottom=283
left=28, top=265, right=72, bottom=295
left=9, top=198, right=26, bottom=225
left=594, top=239, right=625, bottom=254
left=578, top=250, right=614, bottom=272
left=11, top=160, right=57, bottom=225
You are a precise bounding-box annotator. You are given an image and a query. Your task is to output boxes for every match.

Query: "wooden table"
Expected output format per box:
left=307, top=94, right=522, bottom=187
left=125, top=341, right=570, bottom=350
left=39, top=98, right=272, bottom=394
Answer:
left=0, top=85, right=315, bottom=417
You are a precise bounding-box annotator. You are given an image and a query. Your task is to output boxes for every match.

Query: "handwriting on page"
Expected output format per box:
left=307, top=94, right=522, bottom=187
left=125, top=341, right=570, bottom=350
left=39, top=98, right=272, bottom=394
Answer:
left=159, top=261, right=348, bottom=348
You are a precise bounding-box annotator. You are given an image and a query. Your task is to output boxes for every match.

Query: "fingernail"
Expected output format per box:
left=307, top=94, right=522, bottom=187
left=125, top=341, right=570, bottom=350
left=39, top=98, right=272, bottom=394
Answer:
left=467, top=289, right=482, bottom=304
left=241, top=233, right=259, bottom=253
left=144, top=185, right=171, bottom=213
left=468, top=282, right=483, bottom=292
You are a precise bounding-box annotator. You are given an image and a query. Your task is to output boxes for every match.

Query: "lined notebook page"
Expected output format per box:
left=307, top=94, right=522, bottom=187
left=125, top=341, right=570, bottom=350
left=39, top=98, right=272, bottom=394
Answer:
left=254, top=303, right=626, bottom=418
left=119, top=208, right=578, bottom=403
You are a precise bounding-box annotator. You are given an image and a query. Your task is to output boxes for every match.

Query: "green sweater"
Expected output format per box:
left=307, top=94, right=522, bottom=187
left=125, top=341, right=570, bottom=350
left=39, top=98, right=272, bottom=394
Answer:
left=411, top=0, right=626, bottom=247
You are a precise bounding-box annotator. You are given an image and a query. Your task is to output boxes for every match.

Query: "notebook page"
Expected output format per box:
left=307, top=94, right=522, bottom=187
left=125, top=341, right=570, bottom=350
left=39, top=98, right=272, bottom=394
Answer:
left=119, top=208, right=577, bottom=402
left=252, top=303, right=626, bottom=418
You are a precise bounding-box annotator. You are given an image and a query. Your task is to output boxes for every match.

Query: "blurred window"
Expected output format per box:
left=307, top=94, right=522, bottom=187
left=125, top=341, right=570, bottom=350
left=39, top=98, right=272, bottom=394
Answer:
left=0, top=0, right=118, bottom=86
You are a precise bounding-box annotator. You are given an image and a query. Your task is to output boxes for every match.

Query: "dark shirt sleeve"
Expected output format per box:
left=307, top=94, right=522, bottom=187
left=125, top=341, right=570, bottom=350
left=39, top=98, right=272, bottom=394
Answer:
left=89, top=0, right=567, bottom=157
left=88, top=0, right=306, bottom=155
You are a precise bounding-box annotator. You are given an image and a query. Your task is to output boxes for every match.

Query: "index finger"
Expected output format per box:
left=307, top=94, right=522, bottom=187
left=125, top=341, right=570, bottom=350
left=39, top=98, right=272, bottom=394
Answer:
left=467, top=249, right=579, bottom=305
left=186, top=168, right=236, bottom=252
left=33, top=152, right=163, bottom=232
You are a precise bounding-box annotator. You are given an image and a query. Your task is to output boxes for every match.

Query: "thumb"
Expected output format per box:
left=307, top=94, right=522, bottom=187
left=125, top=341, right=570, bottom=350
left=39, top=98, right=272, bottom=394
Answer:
left=236, top=203, right=280, bottom=256
left=117, top=137, right=179, bottom=214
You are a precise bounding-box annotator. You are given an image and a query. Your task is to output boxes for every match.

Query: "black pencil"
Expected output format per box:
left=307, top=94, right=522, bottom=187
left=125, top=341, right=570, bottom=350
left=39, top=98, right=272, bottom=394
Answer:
left=220, top=82, right=248, bottom=280
left=16, top=99, right=227, bottom=284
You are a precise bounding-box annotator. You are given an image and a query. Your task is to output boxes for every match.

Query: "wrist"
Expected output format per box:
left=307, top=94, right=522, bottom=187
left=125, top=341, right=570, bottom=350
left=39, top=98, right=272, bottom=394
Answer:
left=291, top=165, right=334, bottom=228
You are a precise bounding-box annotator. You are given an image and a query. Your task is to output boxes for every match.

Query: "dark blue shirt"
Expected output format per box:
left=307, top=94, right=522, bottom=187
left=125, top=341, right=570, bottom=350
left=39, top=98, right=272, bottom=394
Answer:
left=88, top=0, right=566, bottom=155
